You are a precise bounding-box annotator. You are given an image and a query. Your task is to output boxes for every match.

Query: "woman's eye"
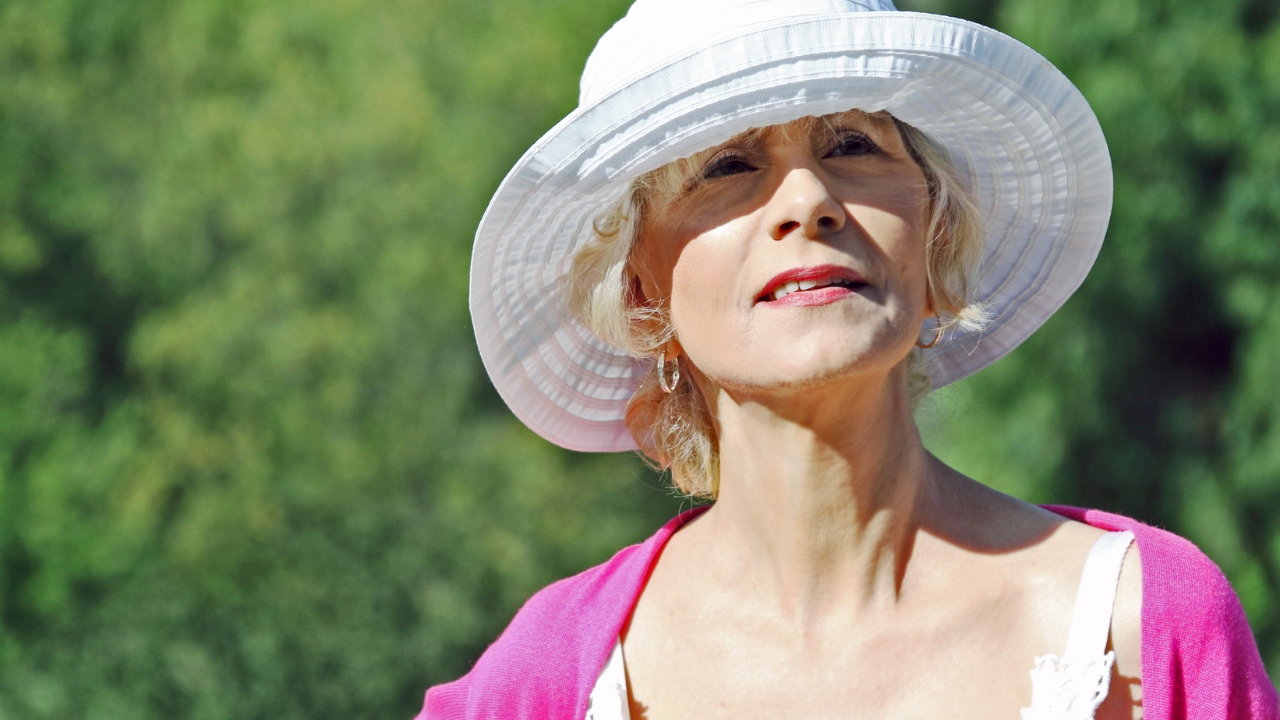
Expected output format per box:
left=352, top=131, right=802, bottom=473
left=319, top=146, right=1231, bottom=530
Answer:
left=702, top=155, right=755, bottom=179
left=827, top=133, right=878, bottom=158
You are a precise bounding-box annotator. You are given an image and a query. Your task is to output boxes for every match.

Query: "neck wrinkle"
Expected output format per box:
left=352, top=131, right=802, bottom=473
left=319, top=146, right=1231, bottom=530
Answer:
left=699, top=369, right=936, bottom=631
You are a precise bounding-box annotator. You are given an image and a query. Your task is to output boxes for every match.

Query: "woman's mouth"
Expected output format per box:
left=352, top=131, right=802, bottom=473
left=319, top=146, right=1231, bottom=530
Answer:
left=764, top=275, right=865, bottom=302
left=756, top=266, right=869, bottom=305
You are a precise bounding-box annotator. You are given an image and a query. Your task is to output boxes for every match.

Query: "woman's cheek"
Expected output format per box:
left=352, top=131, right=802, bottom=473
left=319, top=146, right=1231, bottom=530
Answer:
left=670, top=260, right=735, bottom=352
left=670, top=253, right=748, bottom=368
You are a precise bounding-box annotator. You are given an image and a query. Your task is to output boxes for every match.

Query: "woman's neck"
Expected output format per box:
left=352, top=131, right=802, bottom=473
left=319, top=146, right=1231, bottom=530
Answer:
left=694, top=369, right=939, bottom=628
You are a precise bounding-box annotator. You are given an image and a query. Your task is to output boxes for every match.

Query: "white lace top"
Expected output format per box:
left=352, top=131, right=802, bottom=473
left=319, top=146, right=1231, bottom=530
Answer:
left=586, top=530, right=1135, bottom=720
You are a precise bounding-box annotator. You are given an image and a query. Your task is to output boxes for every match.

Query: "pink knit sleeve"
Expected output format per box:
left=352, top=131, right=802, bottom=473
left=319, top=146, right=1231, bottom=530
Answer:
left=1137, top=528, right=1278, bottom=720
left=413, top=508, right=706, bottom=720
left=412, top=550, right=638, bottom=720
left=417, top=684, right=459, bottom=720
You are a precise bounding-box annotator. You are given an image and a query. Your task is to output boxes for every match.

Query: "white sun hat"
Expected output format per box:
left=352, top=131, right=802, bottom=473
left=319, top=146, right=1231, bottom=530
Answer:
left=470, top=0, right=1112, bottom=452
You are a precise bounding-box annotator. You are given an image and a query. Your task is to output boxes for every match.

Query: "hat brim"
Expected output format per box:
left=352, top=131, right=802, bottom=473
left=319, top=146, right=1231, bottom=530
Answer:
left=470, top=12, right=1112, bottom=452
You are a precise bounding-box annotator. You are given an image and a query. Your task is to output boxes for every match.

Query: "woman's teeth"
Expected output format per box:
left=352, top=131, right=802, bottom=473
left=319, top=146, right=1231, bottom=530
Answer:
left=769, top=276, right=857, bottom=301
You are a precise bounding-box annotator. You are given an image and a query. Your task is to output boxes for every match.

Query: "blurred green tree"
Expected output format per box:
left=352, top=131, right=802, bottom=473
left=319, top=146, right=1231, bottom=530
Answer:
left=0, top=1, right=679, bottom=718
left=0, top=0, right=1274, bottom=718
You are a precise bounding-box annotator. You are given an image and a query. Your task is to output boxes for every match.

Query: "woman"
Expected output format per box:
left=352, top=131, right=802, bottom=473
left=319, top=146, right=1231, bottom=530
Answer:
left=422, top=1, right=1278, bottom=718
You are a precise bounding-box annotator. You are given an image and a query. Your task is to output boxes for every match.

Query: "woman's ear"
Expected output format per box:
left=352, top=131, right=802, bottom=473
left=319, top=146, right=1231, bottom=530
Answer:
left=626, top=264, right=682, bottom=355
left=629, top=218, right=676, bottom=309
left=630, top=248, right=664, bottom=309
left=630, top=273, right=649, bottom=307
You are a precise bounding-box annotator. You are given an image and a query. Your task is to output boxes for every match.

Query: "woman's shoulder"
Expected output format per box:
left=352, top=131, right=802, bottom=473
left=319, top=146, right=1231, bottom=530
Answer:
left=418, top=543, right=645, bottom=719
left=1048, top=505, right=1254, bottom=640
left=1047, top=506, right=1279, bottom=720
left=418, top=510, right=701, bottom=719
left=1046, top=506, right=1242, bottom=614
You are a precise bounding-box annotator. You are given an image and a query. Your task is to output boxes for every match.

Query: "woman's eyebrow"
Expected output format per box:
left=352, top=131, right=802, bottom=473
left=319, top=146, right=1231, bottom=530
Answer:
left=823, top=114, right=884, bottom=135
left=705, top=128, right=768, bottom=157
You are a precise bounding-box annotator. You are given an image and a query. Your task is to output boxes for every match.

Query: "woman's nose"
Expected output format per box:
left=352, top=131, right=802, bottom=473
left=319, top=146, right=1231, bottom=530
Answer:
left=765, top=168, right=846, bottom=241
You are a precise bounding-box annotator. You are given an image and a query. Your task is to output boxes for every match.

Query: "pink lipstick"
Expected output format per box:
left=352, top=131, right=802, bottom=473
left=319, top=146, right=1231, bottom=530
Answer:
left=755, top=265, right=868, bottom=306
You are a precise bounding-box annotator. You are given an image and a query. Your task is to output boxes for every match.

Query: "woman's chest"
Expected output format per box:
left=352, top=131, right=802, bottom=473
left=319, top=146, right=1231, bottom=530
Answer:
left=615, top=565, right=1138, bottom=720
left=620, top=612, right=1057, bottom=720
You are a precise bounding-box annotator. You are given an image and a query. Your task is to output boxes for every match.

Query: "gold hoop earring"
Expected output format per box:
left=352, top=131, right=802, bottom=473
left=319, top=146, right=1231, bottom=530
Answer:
left=915, top=316, right=944, bottom=349
left=657, top=354, right=680, bottom=394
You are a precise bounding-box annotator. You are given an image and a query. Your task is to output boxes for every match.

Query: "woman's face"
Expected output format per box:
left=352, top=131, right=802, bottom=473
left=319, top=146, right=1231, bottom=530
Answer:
left=632, top=111, right=932, bottom=397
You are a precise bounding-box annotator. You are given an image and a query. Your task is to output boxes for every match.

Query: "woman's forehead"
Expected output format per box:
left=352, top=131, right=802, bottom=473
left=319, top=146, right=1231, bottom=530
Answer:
left=707, top=109, right=893, bottom=153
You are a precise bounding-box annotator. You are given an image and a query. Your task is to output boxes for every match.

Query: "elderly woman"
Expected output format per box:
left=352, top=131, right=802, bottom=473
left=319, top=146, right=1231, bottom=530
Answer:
left=420, top=1, right=1278, bottom=719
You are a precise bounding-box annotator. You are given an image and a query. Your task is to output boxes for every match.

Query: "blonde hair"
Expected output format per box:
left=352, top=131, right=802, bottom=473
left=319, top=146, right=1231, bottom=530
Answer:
left=567, top=111, right=988, bottom=497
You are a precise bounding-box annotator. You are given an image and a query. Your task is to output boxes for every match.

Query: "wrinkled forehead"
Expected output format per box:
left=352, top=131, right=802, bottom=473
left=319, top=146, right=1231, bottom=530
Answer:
left=698, top=108, right=895, bottom=157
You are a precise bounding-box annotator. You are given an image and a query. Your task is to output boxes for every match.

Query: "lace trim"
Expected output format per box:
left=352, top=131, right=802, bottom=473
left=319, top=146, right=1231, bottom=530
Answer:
left=1021, top=650, right=1115, bottom=720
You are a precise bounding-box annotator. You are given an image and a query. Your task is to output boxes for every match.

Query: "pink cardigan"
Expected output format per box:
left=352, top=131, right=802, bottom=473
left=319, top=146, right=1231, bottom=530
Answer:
left=419, top=506, right=1279, bottom=719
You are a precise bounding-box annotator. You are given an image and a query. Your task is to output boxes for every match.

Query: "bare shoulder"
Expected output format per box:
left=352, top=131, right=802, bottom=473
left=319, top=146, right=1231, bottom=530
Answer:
left=934, top=463, right=1148, bottom=713
left=928, top=462, right=1085, bottom=549
left=988, top=498, right=1143, bottom=719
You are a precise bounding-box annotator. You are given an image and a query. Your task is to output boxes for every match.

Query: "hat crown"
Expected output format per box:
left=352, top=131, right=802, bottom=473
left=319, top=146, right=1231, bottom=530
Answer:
left=580, top=0, right=898, bottom=106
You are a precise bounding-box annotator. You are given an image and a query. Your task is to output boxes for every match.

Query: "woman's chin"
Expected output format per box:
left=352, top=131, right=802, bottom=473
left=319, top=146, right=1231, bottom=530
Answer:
left=709, top=349, right=907, bottom=397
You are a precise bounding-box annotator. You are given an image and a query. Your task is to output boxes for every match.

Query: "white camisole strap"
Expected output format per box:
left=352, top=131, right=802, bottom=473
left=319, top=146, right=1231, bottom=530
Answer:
left=1022, top=530, right=1136, bottom=720
left=1064, top=530, right=1136, bottom=662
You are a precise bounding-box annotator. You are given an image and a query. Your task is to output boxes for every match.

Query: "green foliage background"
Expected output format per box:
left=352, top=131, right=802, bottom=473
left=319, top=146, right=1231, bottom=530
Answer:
left=0, top=0, right=1274, bottom=717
